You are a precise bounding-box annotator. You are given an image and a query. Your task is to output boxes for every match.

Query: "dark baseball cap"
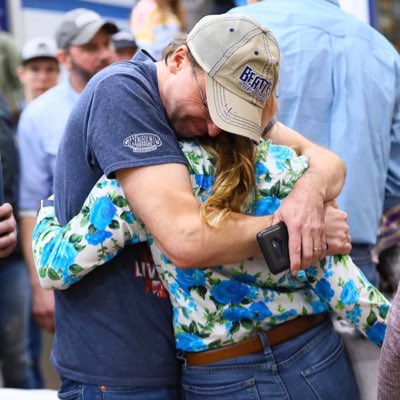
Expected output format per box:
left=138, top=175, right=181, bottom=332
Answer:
left=112, top=31, right=137, bottom=50
left=55, top=8, right=119, bottom=49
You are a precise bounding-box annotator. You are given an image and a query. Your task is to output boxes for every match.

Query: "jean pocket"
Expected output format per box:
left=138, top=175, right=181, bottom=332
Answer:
left=300, top=339, right=359, bottom=400
left=58, top=387, right=83, bottom=400
left=182, top=378, right=261, bottom=400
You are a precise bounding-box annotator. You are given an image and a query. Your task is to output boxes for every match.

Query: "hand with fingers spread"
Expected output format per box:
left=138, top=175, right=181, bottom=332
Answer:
left=0, top=203, right=17, bottom=258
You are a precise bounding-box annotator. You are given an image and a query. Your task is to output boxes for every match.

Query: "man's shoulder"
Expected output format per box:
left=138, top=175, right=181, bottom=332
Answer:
left=22, top=82, right=71, bottom=116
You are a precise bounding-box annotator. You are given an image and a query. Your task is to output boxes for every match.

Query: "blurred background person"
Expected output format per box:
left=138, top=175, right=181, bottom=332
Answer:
left=0, top=89, right=31, bottom=388
left=181, top=0, right=215, bottom=30
left=17, top=38, right=59, bottom=106
left=17, top=7, right=117, bottom=388
left=130, top=0, right=185, bottom=60
left=230, top=0, right=400, bottom=290
left=112, top=30, right=138, bottom=61
left=16, top=36, right=60, bottom=389
left=0, top=31, right=23, bottom=124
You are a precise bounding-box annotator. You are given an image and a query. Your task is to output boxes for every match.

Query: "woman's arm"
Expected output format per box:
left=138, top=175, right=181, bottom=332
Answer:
left=33, top=179, right=147, bottom=289
left=266, top=122, right=348, bottom=274
left=302, top=255, right=390, bottom=346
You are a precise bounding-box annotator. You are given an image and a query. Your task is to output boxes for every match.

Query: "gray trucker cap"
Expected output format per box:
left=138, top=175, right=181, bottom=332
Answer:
left=55, top=8, right=118, bottom=49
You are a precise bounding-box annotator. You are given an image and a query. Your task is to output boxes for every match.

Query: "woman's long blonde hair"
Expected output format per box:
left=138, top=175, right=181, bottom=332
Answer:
left=199, top=93, right=278, bottom=226
left=155, top=0, right=185, bottom=30
left=162, top=33, right=279, bottom=226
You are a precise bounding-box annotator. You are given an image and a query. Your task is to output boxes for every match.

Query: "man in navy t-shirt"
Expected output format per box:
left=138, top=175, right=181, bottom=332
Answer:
left=53, top=14, right=351, bottom=399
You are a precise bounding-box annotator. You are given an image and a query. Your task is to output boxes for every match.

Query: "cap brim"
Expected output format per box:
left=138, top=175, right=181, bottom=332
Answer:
left=70, top=21, right=119, bottom=46
left=22, top=55, right=57, bottom=64
left=205, top=75, right=262, bottom=144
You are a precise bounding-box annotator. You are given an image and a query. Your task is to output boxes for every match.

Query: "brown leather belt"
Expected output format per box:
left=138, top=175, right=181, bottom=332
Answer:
left=185, top=313, right=327, bottom=366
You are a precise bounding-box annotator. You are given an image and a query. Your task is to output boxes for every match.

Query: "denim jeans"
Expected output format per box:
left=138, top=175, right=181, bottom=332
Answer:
left=0, top=256, right=34, bottom=388
left=58, top=377, right=180, bottom=400
left=351, top=244, right=379, bottom=287
left=180, top=318, right=360, bottom=400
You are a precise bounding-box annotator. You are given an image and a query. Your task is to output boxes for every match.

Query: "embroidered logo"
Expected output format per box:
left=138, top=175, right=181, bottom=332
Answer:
left=123, top=133, right=162, bottom=153
left=238, top=65, right=272, bottom=102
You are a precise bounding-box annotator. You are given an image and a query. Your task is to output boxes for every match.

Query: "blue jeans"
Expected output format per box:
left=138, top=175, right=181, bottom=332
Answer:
left=58, top=378, right=180, bottom=399
left=0, top=256, right=34, bottom=388
left=180, top=318, right=359, bottom=400
left=351, top=244, right=379, bottom=287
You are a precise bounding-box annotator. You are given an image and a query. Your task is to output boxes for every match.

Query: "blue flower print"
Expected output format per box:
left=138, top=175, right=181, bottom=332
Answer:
left=254, top=161, right=268, bottom=176
left=315, top=279, right=335, bottom=302
left=161, top=253, right=170, bottom=264
left=269, top=145, right=293, bottom=171
left=305, top=266, right=318, bottom=278
left=89, top=196, right=117, bottom=230
left=254, top=196, right=280, bottom=216
left=176, top=269, right=206, bottom=291
left=346, top=306, right=362, bottom=326
left=223, top=306, right=253, bottom=322
left=40, top=234, right=59, bottom=267
left=250, top=302, right=273, bottom=321
left=33, top=218, right=52, bottom=241
left=365, top=323, right=386, bottom=346
left=379, top=304, right=390, bottom=318
left=52, top=241, right=78, bottom=269
left=340, top=280, right=360, bottom=305
left=275, top=309, right=297, bottom=322
left=309, top=301, right=327, bottom=314
left=176, top=333, right=206, bottom=352
left=85, top=230, right=112, bottom=245
left=233, top=273, right=257, bottom=285
left=195, top=174, right=214, bottom=191
left=211, top=280, right=253, bottom=305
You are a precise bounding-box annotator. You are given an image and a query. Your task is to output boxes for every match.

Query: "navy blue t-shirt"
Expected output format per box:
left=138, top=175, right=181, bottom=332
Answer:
left=53, top=52, right=187, bottom=386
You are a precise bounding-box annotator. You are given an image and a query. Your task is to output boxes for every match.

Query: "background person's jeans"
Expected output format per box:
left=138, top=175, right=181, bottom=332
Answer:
left=351, top=244, right=379, bottom=287
left=0, top=256, right=34, bottom=388
left=180, top=318, right=360, bottom=400
left=58, top=378, right=180, bottom=400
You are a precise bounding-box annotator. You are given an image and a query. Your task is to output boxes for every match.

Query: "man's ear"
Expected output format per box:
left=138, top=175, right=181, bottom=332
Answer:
left=167, top=46, right=189, bottom=74
left=56, top=49, right=70, bottom=70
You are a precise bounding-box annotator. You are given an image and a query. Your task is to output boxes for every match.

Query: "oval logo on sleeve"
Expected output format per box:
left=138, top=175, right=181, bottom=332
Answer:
left=123, top=133, right=162, bottom=153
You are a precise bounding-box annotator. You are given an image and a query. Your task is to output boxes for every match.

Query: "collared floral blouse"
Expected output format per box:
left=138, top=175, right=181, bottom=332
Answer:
left=33, top=139, right=390, bottom=351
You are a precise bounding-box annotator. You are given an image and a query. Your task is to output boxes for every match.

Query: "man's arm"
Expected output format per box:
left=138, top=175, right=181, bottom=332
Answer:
left=117, top=163, right=273, bottom=268
left=266, top=122, right=347, bottom=274
left=20, top=216, right=55, bottom=331
left=0, top=203, right=17, bottom=258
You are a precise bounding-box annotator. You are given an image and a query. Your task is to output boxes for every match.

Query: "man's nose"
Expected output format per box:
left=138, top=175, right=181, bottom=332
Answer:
left=207, top=120, right=222, bottom=137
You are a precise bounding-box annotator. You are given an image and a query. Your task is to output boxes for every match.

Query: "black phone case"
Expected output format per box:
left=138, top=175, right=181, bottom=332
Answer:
left=256, top=222, right=290, bottom=274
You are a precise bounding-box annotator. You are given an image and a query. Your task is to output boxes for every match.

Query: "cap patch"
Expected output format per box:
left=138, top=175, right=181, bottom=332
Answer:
left=123, top=134, right=162, bottom=153
left=238, top=65, right=272, bottom=102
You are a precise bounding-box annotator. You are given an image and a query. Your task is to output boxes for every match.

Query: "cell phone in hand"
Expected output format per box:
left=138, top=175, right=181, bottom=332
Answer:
left=256, top=222, right=290, bottom=274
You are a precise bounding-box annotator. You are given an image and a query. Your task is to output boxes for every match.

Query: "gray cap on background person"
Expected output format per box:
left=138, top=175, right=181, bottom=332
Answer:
left=55, top=8, right=119, bottom=49
left=21, top=37, right=57, bottom=64
left=112, top=30, right=137, bottom=51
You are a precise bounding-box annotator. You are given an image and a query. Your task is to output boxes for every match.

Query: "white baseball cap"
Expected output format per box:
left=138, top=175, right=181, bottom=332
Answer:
left=21, top=37, right=57, bottom=64
left=187, top=14, right=280, bottom=143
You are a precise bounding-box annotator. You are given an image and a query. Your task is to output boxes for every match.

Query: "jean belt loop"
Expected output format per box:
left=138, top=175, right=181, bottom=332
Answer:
left=256, top=329, right=273, bottom=356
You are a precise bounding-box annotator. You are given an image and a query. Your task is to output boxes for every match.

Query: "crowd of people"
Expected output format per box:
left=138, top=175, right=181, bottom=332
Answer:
left=0, top=1, right=399, bottom=399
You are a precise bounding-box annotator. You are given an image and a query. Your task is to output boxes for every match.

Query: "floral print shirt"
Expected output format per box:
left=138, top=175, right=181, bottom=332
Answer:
left=33, top=140, right=390, bottom=350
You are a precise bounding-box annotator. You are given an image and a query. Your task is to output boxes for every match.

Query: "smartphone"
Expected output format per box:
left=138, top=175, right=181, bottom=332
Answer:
left=256, top=222, right=290, bottom=274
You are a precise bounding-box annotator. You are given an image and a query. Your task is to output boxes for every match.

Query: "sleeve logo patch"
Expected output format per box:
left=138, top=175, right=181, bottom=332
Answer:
left=123, top=133, right=162, bottom=153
